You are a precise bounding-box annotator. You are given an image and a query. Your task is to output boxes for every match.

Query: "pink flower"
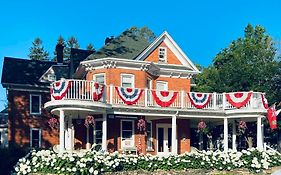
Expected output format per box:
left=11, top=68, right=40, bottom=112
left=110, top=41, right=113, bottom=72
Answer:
left=137, top=118, right=146, bottom=132
left=84, top=115, right=95, bottom=128
left=48, top=117, right=59, bottom=129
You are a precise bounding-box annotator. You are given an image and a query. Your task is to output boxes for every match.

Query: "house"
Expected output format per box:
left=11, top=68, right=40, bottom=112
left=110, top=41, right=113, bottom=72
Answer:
left=1, top=30, right=267, bottom=155
left=1, top=49, right=93, bottom=149
left=0, top=108, right=8, bottom=148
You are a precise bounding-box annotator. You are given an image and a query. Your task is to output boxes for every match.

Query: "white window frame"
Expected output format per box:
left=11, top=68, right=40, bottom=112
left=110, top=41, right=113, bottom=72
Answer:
left=30, top=94, right=41, bottom=115
left=47, top=74, right=56, bottom=82
left=30, top=128, right=41, bottom=148
left=156, top=81, right=168, bottom=91
left=120, top=119, right=135, bottom=148
left=146, top=120, right=153, bottom=150
left=93, top=119, right=103, bottom=144
left=93, top=73, right=106, bottom=85
left=120, top=74, right=135, bottom=88
left=158, top=47, right=167, bottom=63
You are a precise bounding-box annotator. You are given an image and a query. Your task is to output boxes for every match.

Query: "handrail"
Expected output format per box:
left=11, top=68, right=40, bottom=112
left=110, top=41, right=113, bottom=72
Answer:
left=50, top=79, right=266, bottom=111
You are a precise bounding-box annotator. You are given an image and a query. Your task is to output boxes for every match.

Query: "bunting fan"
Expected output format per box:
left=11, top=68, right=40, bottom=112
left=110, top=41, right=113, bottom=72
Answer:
left=115, top=87, right=143, bottom=105
left=225, top=92, right=252, bottom=108
left=188, top=92, right=212, bottom=109
left=51, top=79, right=72, bottom=100
left=261, top=94, right=269, bottom=109
left=93, top=83, right=104, bottom=101
left=151, top=90, right=178, bottom=107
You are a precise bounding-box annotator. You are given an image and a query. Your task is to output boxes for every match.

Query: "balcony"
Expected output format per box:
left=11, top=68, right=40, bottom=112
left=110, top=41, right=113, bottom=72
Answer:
left=45, top=79, right=267, bottom=114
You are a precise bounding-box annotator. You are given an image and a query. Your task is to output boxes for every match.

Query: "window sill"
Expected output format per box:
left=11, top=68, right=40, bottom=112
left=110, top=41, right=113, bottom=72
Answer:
left=146, top=148, right=154, bottom=152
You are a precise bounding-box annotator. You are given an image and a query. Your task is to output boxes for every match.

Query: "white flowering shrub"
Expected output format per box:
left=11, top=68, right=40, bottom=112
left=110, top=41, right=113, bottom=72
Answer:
left=14, top=148, right=281, bottom=174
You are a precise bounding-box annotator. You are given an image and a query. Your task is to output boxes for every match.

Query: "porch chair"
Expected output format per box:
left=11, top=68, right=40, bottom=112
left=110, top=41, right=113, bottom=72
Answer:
left=91, top=144, right=102, bottom=152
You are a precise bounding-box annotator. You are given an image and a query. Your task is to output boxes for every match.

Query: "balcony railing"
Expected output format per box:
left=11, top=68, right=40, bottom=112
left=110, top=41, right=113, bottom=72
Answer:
left=50, top=79, right=266, bottom=110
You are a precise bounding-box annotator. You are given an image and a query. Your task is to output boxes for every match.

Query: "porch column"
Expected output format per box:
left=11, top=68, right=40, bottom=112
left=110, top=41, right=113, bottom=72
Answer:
left=223, top=118, right=228, bottom=152
left=257, top=116, right=263, bottom=149
left=232, top=120, right=237, bottom=151
left=172, top=115, right=177, bottom=155
left=59, top=110, right=65, bottom=152
left=86, top=127, right=90, bottom=150
left=102, top=113, right=107, bottom=151
left=68, top=116, right=73, bottom=151
left=65, top=116, right=73, bottom=150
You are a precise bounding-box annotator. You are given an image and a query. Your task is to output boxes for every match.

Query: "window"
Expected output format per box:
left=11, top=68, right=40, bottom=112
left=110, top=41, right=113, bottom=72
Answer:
left=146, top=121, right=153, bottom=149
left=48, top=74, right=56, bottom=82
left=30, top=95, right=41, bottom=114
left=121, top=74, right=134, bottom=88
left=121, top=120, right=134, bottom=147
left=156, top=81, right=168, bottom=91
left=30, top=128, right=41, bottom=148
left=94, top=120, right=103, bottom=144
left=94, top=73, right=105, bottom=85
left=158, top=47, right=167, bottom=63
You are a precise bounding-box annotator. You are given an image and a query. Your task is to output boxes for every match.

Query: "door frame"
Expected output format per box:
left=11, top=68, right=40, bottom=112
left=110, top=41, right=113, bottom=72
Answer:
left=156, top=124, right=172, bottom=156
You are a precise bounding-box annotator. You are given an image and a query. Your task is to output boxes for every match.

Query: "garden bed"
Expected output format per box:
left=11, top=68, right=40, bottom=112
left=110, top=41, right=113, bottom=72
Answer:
left=14, top=148, right=281, bottom=175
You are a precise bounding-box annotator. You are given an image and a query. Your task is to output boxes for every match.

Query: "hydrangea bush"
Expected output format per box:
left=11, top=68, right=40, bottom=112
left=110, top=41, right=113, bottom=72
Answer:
left=14, top=148, right=281, bottom=175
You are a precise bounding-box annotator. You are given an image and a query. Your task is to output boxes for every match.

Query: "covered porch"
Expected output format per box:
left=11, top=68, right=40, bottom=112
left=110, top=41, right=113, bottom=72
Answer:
left=51, top=107, right=266, bottom=155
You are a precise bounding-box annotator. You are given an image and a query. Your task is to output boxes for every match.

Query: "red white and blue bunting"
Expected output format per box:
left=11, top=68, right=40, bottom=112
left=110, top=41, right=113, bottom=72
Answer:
left=93, top=83, right=105, bottom=101
left=151, top=90, right=178, bottom=107
left=188, top=92, right=212, bottom=109
left=115, top=87, right=144, bottom=105
left=51, top=79, right=72, bottom=100
left=225, top=92, right=252, bottom=109
left=261, top=94, right=269, bottom=109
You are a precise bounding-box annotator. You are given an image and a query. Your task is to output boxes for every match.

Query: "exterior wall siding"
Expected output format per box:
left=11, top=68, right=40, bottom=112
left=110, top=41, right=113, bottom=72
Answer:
left=8, top=90, right=58, bottom=148
left=144, top=42, right=182, bottom=65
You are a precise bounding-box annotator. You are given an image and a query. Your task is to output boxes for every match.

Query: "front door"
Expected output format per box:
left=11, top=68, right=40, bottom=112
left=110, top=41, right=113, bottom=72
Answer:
left=157, top=124, right=172, bottom=155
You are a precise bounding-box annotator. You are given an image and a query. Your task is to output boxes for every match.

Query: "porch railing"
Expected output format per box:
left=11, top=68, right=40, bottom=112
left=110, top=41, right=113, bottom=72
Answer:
left=50, top=79, right=266, bottom=110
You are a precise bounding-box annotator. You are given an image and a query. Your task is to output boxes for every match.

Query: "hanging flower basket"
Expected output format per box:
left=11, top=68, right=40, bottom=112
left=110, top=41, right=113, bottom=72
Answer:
left=48, top=117, right=59, bottom=130
left=197, top=120, right=208, bottom=134
left=84, top=115, right=95, bottom=128
left=238, top=120, right=247, bottom=134
left=137, top=118, right=146, bottom=132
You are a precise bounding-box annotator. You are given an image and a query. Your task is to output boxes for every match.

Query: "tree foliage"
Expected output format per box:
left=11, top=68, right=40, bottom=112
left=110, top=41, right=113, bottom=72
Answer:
left=87, top=26, right=156, bottom=60
left=194, top=24, right=280, bottom=103
left=28, top=38, right=49, bottom=61
left=86, top=43, right=96, bottom=52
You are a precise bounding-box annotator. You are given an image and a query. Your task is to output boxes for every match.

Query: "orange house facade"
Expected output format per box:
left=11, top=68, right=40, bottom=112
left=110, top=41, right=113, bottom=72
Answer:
left=45, top=31, right=267, bottom=155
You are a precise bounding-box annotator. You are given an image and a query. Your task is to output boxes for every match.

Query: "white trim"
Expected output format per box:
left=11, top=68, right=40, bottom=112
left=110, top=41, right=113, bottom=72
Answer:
left=156, top=124, right=172, bottom=156
left=30, top=128, right=42, bottom=148
left=135, top=31, right=200, bottom=73
left=156, top=81, right=168, bottom=91
left=120, top=73, right=135, bottom=88
left=120, top=119, right=135, bottom=149
left=30, top=94, right=41, bottom=115
left=93, top=118, right=103, bottom=144
left=158, top=47, right=167, bottom=63
left=93, top=73, right=106, bottom=85
left=146, top=120, right=153, bottom=150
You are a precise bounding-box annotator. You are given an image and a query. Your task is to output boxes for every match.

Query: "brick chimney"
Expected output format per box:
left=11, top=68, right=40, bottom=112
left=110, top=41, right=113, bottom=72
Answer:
left=56, top=43, right=64, bottom=64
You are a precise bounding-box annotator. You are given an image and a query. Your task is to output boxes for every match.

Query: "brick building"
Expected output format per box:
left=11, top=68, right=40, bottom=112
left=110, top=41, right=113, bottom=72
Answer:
left=1, top=30, right=267, bottom=155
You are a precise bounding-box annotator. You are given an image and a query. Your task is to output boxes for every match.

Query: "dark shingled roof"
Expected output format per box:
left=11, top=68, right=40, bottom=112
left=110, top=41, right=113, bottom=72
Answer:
left=1, top=57, right=57, bottom=87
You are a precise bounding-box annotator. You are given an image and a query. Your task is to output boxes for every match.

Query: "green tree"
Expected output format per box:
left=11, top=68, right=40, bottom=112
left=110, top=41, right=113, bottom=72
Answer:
left=28, top=38, right=49, bottom=61
left=64, top=36, right=80, bottom=61
left=86, top=43, right=96, bottom=52
left=194, top=24, right=279, bottom=103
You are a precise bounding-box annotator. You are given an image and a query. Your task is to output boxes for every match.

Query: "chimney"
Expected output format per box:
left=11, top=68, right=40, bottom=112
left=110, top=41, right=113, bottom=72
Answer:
left=56, top=43, right=64, bottom=64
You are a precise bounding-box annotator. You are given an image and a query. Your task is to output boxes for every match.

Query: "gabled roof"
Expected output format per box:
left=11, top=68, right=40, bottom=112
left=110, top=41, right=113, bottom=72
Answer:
left=1, top=57, right=56, bottom=88
left=86, top=29, right=151, bottom=60
left=39, top=65, right=70, bottom=82
left=135, top=31, right=200, bottom=73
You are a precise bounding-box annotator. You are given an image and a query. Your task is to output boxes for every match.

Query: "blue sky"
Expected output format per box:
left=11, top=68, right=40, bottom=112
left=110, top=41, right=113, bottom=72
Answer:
left=0, top=0, right=281, bottom=110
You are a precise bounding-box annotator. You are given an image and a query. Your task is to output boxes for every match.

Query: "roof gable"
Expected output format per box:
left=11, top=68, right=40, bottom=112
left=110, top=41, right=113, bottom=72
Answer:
left=135, top=31, right=200, bottom=73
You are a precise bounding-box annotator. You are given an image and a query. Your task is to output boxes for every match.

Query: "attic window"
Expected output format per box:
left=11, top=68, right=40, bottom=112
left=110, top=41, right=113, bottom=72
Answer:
left=48, top=74, right=56, bottom=82
left=158, top=47, right=167, bottom=63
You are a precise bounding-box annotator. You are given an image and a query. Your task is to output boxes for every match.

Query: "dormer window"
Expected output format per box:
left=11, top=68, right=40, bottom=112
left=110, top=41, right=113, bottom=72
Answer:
left=158, top=47, right=167, bottom=63
left=48, top=74, right=56, bottom=82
